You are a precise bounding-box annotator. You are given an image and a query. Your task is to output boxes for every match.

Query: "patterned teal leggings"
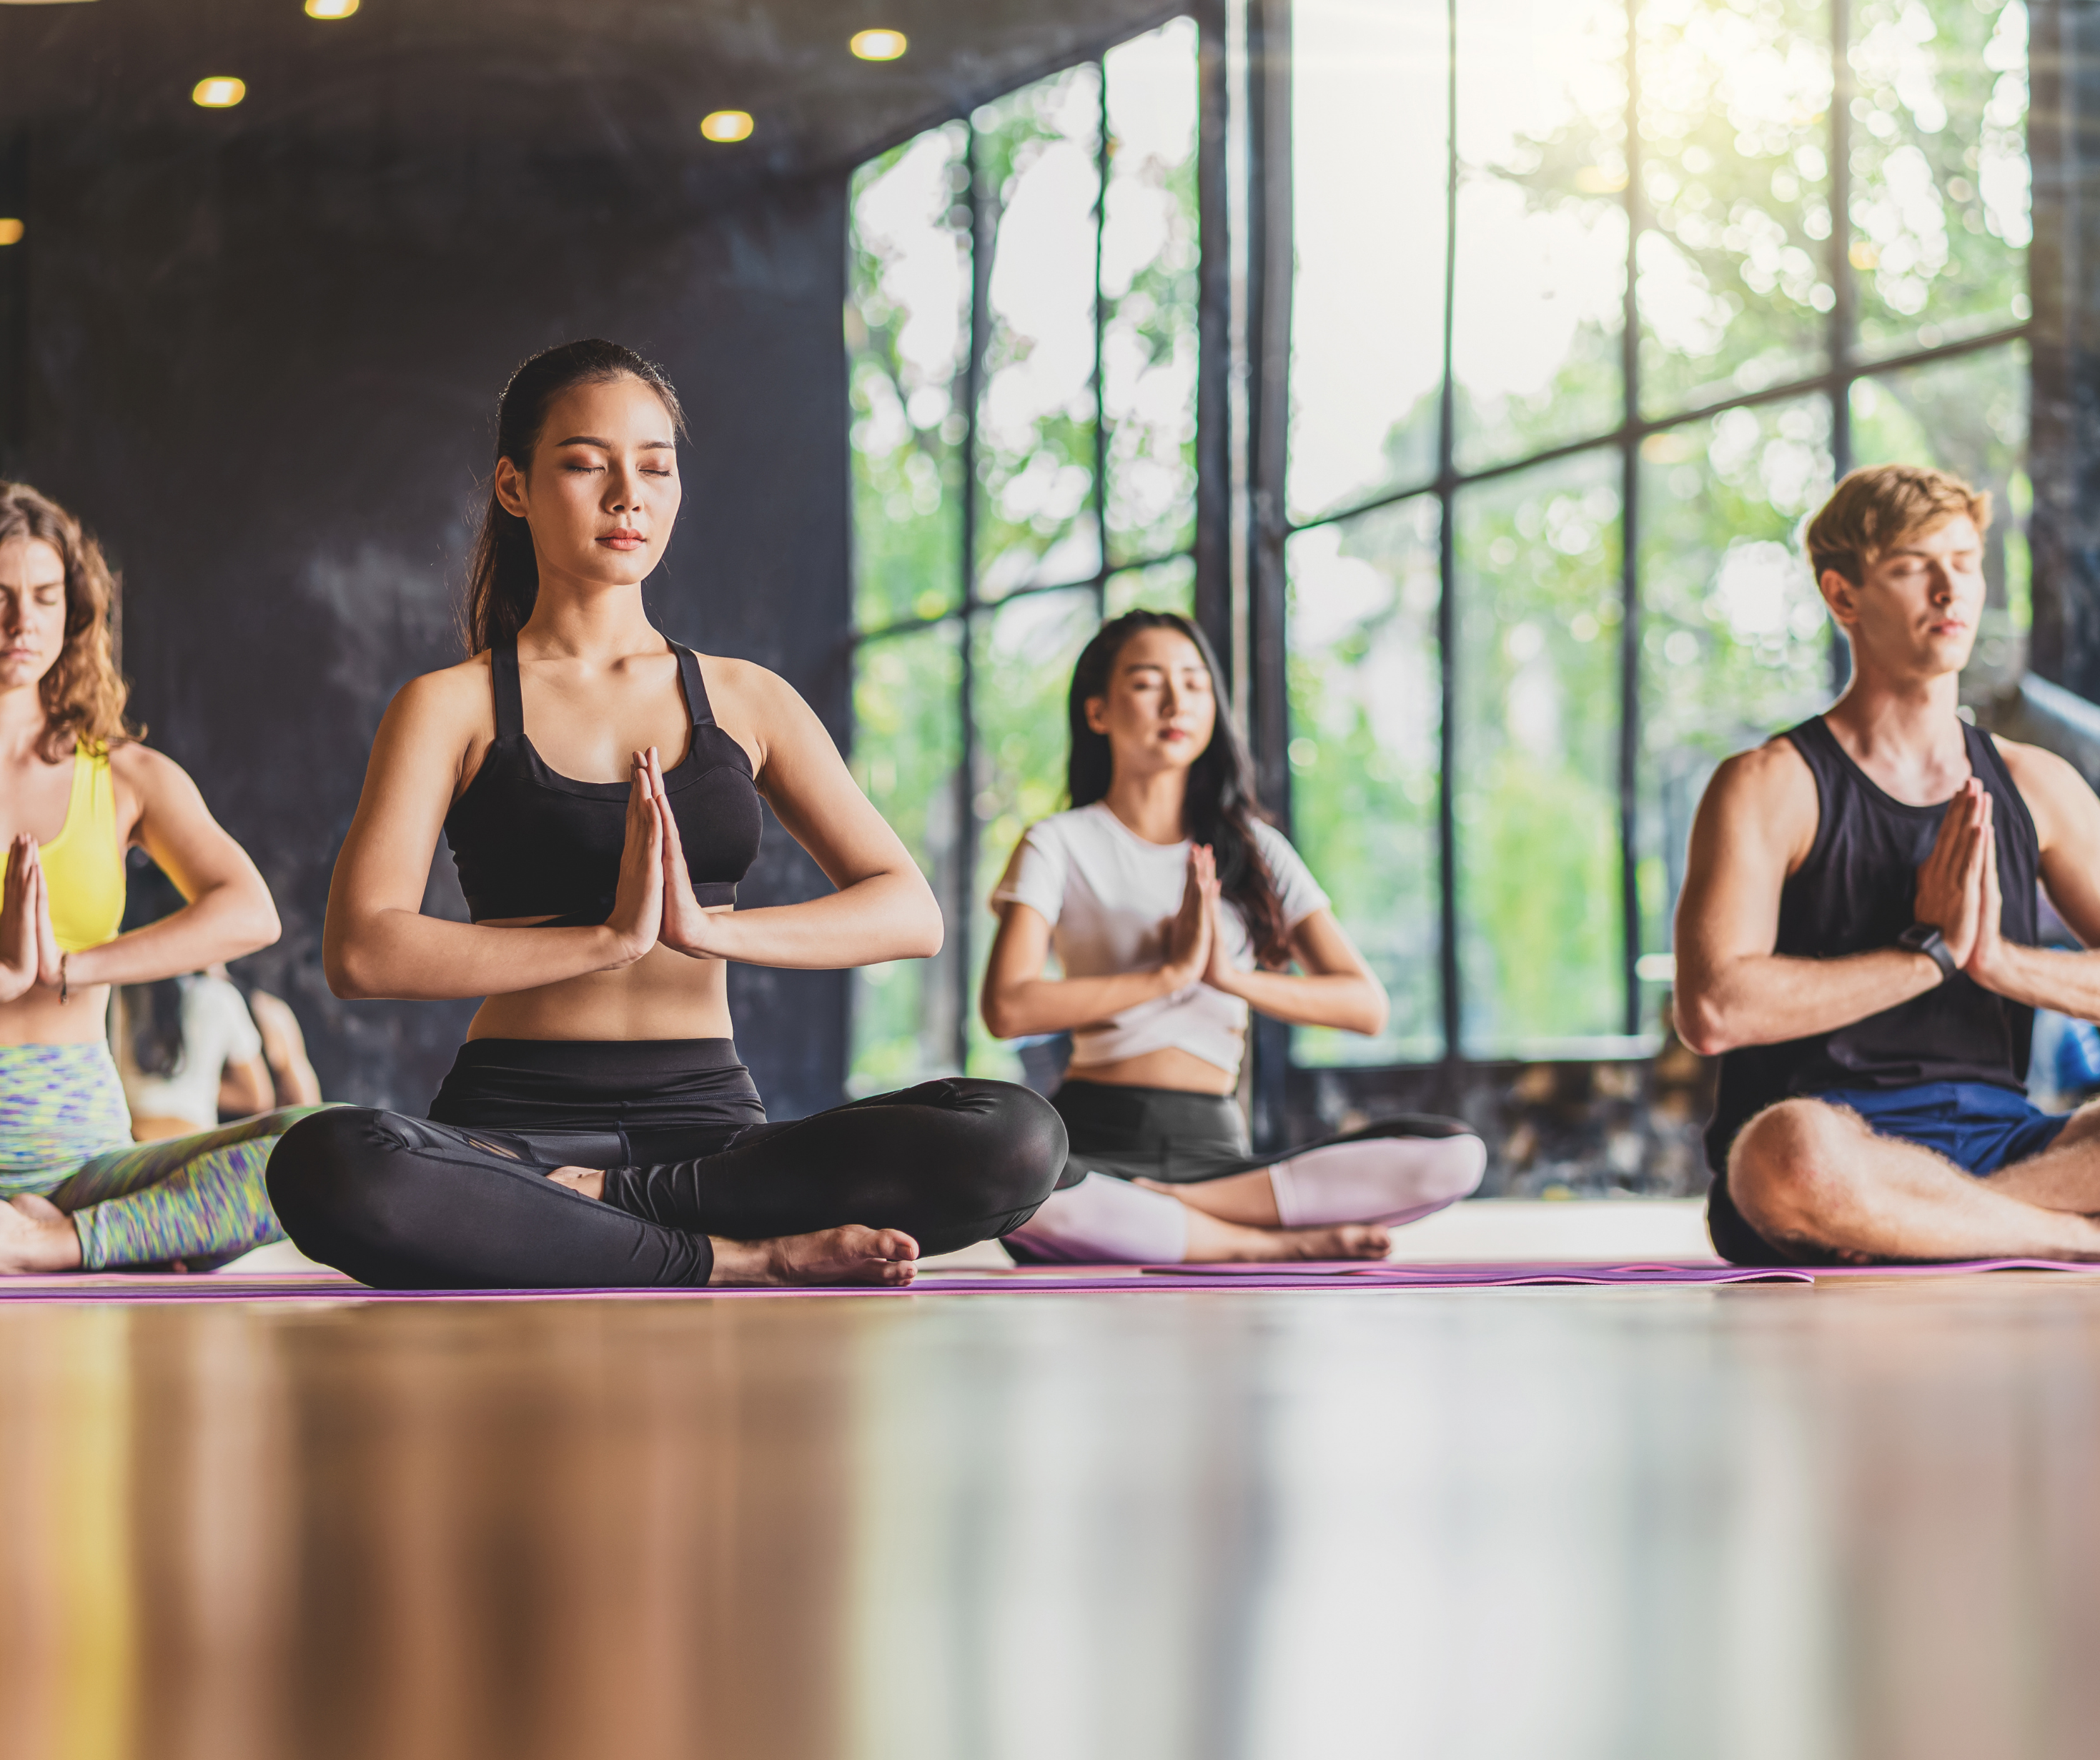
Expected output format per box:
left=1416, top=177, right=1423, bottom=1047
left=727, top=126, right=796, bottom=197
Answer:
left=48, top=1108, right=326, bottom=1270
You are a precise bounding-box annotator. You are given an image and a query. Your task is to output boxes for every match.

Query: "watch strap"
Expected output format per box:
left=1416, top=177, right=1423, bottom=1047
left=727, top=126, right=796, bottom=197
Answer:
left=1898, top=923, right=1958, bottom=983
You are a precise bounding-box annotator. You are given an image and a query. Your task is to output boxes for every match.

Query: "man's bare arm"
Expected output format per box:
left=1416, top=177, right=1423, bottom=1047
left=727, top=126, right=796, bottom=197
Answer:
left=1967, top=741, right=2100, bottom=1019
left=1672, top=741, right=1976, bottom=1055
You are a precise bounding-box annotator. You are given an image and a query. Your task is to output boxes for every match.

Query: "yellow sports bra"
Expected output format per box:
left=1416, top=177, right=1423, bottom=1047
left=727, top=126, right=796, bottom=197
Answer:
left=0, top=744, right=125, bottom=953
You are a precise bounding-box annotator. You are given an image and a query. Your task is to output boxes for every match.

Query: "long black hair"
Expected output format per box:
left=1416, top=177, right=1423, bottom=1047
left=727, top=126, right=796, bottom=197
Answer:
left=1066, top=610, right=1292, bottom=968
left=461, top=339, right=689, bottom=655
left=120, top=854, right=190, bottom=1078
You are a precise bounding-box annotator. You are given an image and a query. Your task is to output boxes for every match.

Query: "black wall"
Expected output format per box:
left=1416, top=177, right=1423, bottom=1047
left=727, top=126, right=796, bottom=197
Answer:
left=8, top=124, right=853, bottom=1115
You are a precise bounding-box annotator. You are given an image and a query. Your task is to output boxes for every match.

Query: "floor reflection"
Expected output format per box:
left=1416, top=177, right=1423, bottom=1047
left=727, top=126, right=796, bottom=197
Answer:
left=0, top=1280, right=2094, bottom=1756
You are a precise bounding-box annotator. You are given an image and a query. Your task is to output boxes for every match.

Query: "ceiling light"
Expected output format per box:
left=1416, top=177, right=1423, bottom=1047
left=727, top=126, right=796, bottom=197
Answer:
left=850, top=29, right=907, bottom=60
left=0, top=221, right=22, bottom=247
left=700, top=110, right=753, bottom=143
left=192, top=77, right=247, bottom=108
left=304, top=0, right=358, bottom=16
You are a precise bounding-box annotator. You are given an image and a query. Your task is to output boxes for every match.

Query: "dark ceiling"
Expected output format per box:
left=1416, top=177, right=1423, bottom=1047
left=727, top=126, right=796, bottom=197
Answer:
left=0, top=0, right=1185, bottom=183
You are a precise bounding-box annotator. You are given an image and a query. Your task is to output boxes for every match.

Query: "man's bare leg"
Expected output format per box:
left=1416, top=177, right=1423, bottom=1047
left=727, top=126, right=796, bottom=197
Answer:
left=1731, top=1098, right=2100, bottom=1263
left=1968, top=1099, right=2100, bottom=1212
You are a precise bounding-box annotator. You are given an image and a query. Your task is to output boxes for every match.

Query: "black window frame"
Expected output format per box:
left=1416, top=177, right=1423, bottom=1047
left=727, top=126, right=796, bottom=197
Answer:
left=845, top=11, right=1228, bottom=1081
left=1257, top=0, right=2031, bottom=1100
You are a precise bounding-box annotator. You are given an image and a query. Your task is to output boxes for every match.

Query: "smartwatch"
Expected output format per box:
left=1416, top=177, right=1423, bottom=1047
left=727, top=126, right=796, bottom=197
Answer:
left=1897, top=923, right=1958, bottom=984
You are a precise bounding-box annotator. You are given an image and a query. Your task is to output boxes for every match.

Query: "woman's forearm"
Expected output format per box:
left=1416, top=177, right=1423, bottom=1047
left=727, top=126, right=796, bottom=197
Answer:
left=984, top=968, right=1186, bottom=1038
left=1212, top=966, right=1388, bottom=1034
left=326, top=912, right=633, bottom=1001
left=686, top=873, right=942, bottom=970
left=66, top=883, right=279, bottom=988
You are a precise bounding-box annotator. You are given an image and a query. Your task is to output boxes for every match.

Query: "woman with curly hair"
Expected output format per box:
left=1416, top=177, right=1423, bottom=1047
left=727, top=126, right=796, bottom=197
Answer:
left=0, top=482, right=306, bottom=1272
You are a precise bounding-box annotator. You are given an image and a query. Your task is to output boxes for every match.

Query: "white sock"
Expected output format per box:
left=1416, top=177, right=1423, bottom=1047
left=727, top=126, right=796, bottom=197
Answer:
left=1003, top=1173, right=1191, bottom=1265
left=1268, top=1134, right=1486, bottom=1228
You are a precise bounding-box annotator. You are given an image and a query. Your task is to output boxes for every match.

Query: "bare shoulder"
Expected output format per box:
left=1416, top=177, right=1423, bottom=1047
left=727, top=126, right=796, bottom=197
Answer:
left=1989, top=732, right=2092, bottom=804
left=107, top=742, right=218, bottom=850
left=1991, top=733, right=2100, bottom=847
left=695, top=652, right=798, bottom=717
left=1704, top=735, right=1816, bottom=817
left=386, top=653, right=493, bottom=730
left=1685, top=735, right=1820, bottom=881
left=695, top=653, right=828, bottom=756
left=107, top=740, right=196, bottom=800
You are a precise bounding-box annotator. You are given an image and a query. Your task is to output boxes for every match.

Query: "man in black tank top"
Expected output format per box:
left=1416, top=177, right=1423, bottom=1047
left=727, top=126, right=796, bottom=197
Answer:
left=1675, top=466, right=2100, bottom=1266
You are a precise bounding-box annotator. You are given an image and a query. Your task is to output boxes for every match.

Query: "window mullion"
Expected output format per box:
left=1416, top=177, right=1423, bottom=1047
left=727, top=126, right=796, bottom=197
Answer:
left=1094, top=56, right=1111, bottom=617
left=956, top=124, right=989, bottom=1076
left=1829, top=0, right=1856, bottom=694
left=1830, top=0, right=1856, bottom=477
left=1436, top=0, right=1462, bottom=1062
left=1618, top=0, right=1644, bottom=1036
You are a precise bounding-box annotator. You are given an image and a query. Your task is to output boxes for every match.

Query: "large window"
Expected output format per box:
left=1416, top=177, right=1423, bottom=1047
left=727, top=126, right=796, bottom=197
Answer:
left=847, top=0, right=2030, bottom=1088
left=1288, top=0, right=2030, bottom=1063
left=846, top=19, right=1202, bottom=1089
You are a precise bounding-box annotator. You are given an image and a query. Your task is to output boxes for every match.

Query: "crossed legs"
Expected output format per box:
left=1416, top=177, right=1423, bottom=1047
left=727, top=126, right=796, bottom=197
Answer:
left=1728, top=1098, right=2100, bottom=1264
left=0, top=1106, right=321, bottom=1273
left=1007, top=1120, right=1487, bottom=1264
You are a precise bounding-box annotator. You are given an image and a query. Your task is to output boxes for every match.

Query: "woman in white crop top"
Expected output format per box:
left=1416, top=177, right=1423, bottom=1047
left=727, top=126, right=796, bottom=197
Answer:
left=983, top=611, right=1485, bottom=1264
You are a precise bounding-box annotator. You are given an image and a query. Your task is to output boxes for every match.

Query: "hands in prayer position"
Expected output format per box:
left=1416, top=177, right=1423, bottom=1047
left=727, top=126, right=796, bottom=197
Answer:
left=603, top=744, right=728, bottom=968
left=1913, top=778, right=2000, bottom=975
left=1163, top=842, right=1289, bottom=995
left=0, top=835, right=64, bottom=1005
left=1162, top=843, right=1220, bottom=990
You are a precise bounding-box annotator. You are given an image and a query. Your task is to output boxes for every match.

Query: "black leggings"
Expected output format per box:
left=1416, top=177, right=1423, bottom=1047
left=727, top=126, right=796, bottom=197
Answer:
left=265, top=1039, right=1066, bottom=1290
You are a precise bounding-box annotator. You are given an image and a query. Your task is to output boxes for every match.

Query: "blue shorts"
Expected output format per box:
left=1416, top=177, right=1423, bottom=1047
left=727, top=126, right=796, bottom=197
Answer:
left=1815, top=1081, right=2071, bottom=1175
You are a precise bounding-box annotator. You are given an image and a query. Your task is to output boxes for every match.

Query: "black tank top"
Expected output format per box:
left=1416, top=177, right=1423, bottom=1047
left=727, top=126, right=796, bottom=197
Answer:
left=1706, top=715, right=2041, bottom=1180
left=443, top=637, right=763, bottom=927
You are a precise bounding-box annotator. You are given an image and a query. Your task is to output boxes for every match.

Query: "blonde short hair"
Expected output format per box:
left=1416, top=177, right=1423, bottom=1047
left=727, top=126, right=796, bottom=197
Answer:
left=1803, top=464, right=1991, bottom=587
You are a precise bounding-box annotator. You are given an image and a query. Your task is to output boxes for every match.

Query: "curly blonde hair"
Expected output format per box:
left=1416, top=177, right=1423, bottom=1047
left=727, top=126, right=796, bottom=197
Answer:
left=0, top=482, right=140, bottom=761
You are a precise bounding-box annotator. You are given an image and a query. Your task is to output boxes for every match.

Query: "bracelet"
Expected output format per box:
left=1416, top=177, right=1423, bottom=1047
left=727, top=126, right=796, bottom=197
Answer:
left=58, top=953, right=67, bottom=1004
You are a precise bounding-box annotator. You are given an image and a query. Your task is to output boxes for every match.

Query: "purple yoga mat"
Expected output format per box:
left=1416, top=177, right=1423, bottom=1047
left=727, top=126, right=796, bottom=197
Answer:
left=0, top=1260, right=1811, bottom=1301
left=0, top=1256, right=2084, bottom=1303
left=1140, top=1260, right=1812, bottom=1287
left=1805, top=1258, right=2100, bottom=1278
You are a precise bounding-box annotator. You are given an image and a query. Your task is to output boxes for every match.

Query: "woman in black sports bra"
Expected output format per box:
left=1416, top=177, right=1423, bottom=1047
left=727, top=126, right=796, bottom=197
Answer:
left=264, top=339, right=1064, bottom=1288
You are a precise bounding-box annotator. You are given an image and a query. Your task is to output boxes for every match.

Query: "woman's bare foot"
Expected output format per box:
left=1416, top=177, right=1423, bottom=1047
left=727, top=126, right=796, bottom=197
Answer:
left=1180, top=1206, right=1388, bottom=1263
left=709, top=1225, right=920, bottom=1287
left=544, top=1170, right=915, bottom=1286
left=0, top=1194, right=84, bottom=1273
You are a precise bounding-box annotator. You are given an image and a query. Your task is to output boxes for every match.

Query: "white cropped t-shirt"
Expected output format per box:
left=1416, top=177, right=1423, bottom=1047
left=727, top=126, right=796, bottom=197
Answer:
left=990, top=802, right=1330, bottom=1080
left=119, top=974, right=264, bottom=1130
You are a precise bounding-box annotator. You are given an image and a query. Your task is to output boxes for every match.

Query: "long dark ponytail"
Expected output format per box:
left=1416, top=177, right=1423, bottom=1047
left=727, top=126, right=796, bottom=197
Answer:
left=1066, top=610, right=1293, bottom=968
left=461, top=339, right=689, bottom=655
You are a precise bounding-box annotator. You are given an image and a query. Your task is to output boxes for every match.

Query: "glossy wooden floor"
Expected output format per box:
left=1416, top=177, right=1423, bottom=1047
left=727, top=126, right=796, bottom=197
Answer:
left=3, top=1270, right=2099, bottom=1760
